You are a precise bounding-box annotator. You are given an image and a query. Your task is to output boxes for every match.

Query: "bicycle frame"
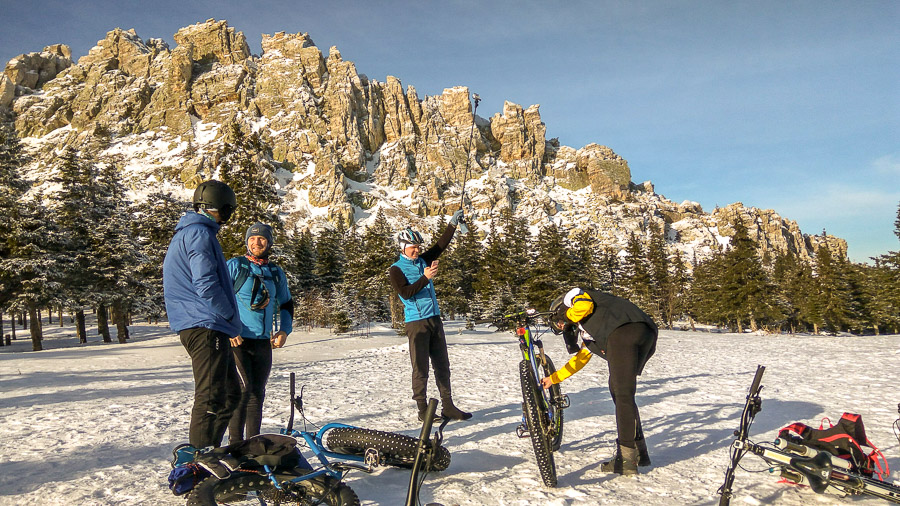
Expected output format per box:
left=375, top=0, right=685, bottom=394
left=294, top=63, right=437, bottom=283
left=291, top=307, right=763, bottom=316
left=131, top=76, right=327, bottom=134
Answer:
left=718, top=366, right=900, bottom=505
left=515, top=318, right=568, bottom=438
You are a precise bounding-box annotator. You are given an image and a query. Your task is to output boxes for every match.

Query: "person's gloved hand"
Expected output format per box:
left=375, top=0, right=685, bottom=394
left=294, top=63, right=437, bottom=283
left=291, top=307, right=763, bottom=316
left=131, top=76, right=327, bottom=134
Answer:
left=450, top=209, right=464, bottom=226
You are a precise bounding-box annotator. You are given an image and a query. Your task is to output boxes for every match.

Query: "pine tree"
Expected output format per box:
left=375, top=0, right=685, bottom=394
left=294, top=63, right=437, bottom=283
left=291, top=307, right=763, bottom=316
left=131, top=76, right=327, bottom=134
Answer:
left=218, top=123, right=283, bottom=258
left=130, top=192, right=189, bottom=323
left=771, top=251, right=809, bottom=334
left=314, top=223, right=347, bottom=292
left=569, top=228, right=602, bottom=290
left=344, top=212, right=396, bottom=324
left=525, top=222, right=572, bottom=310
left=813, top=243, right=852, bottom=334
left=48, top=148, right=102, bottom=343
left=689, top=250, right=728, bottom=328
left=0, top=125, right=65, bottom=350
left=719, top=219, right=780, bottom=332
left=0, top=124, right=29, bottom=311
left=618, top=232, right=653, bottom=314
left=436, top=222, right=482, bottom=318
left=646, top=223, right=671, bottom=327
left=92, top=161, right=144, bottom=342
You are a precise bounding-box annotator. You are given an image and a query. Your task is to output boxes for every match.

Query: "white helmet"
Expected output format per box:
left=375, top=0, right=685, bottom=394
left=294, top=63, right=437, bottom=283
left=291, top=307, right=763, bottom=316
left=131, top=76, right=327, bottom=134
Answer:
left=397, top=227, right=424, bottom=248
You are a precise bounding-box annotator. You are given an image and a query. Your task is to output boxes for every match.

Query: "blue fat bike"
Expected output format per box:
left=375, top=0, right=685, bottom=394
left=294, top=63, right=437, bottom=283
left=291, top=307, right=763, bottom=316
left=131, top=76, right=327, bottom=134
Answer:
left=177, top=372, right=450, bottom=505
left=482, top=309, right=569, bottom=487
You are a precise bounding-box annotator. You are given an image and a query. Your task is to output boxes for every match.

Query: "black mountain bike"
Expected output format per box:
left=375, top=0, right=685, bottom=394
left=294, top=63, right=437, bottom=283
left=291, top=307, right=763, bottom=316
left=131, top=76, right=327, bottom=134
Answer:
left=481, top=309, right=569, bottom=487
left=718, top=365, right=900, bottom=505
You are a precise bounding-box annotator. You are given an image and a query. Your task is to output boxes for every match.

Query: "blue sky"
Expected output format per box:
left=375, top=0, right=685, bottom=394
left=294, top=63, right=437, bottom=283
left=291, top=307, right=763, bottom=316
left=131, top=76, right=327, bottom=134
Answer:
left=2, top=1, right=897, bottom=261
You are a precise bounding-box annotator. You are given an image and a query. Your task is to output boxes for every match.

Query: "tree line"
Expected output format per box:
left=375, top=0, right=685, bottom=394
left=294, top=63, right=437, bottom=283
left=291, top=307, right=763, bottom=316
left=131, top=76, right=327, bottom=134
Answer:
left=1, top=123, right=898, bottom=351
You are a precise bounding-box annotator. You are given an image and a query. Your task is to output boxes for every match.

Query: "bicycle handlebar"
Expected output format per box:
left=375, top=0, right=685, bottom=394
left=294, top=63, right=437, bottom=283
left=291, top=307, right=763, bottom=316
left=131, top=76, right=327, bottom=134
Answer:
left=473, top=310, right=554, bottom=327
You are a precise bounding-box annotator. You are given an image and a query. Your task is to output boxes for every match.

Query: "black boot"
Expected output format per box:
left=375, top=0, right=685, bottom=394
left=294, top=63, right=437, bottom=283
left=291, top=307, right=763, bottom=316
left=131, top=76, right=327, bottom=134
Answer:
left=440, top=397, right=472, bottom=421
left=417, top=401, right=443, bottom=423
left=599, top=440, right=639, bottom=476
left=636, top=437, right=651, bottom=467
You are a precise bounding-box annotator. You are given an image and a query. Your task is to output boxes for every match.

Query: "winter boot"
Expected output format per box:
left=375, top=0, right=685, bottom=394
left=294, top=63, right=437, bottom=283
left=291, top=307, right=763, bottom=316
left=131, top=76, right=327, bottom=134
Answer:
left=417, top=400, right=443, bottom=423
left=440, top=397, right=472, bottom=421
left=600, top=440, right=639, bottom=476
left=636, top=437, right=651, bottom=467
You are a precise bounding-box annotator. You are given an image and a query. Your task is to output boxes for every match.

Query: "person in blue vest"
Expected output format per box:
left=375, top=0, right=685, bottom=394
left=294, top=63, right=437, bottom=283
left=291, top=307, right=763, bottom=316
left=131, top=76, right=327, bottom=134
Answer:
left=389, top=210, right=472, bottom=422
left=163, top=180, right=241, bottom=449
left=225, top=222, right=294, bottom=444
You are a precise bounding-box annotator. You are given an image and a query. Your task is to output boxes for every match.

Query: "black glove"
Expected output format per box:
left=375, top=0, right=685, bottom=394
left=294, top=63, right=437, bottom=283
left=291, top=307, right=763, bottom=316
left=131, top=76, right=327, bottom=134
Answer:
left=562, top=325, right=580, bottom=354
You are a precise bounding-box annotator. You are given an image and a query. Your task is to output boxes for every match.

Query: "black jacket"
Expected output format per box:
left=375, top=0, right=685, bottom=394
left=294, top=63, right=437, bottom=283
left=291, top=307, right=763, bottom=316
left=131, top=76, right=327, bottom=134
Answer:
left=574, top=289, right=658, bottom=371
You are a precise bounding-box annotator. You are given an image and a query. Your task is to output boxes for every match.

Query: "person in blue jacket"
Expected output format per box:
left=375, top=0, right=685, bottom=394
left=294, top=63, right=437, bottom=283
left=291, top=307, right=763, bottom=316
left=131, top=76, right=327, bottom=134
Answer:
left=163, top=180, right=240, bottom=449
left=389, top=210, right=471, bottom=422
left=225, top=223, right=294, bottom=444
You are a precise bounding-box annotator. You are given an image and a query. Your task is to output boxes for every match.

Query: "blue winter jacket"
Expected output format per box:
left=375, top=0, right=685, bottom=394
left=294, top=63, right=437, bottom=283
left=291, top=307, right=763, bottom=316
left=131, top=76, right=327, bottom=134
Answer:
left=163, top=212, right=241, bottom=336
left=227, top=258, right=293, bottom=339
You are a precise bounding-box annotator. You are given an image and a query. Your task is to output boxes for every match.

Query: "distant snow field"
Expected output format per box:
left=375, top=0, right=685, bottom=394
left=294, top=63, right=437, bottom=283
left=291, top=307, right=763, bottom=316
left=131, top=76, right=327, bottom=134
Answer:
left=1, top=320, right=898, bottom=505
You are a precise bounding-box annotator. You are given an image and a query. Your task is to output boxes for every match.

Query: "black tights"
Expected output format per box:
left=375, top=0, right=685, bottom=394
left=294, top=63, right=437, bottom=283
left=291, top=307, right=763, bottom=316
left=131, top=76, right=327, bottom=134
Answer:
left=606, top=322, right=655, bottom=448
left=226, top=338, right=272, bottom=444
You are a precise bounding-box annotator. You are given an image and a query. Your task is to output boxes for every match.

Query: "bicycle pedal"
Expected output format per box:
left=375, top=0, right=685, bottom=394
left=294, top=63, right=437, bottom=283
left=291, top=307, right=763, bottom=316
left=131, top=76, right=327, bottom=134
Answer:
left=515, top=425, right=530, bottom=438
left=364, top=448, right=381, bottom=468
left=557, top=394, right=570, bottom=409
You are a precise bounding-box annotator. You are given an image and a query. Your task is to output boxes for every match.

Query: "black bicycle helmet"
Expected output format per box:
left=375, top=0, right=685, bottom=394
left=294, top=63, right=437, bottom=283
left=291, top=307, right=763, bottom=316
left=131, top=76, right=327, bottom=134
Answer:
left=548, top=293, right=566, bottom=334
left=193, top=180, right=237, bottom=223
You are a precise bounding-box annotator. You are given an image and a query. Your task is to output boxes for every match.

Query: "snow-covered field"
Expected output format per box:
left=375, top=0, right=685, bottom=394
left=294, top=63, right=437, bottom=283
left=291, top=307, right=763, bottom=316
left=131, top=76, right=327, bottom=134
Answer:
left=1, top=319, right=899, bottom=505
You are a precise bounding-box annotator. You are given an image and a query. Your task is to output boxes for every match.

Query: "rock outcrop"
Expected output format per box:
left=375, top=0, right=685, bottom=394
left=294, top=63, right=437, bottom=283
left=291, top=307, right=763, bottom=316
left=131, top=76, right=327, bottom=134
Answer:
left=1, top=19, right=847, bottom=264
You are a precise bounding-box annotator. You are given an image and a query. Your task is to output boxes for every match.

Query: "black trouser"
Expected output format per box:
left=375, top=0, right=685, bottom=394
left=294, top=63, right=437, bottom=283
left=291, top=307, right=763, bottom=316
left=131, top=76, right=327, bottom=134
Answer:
left=180, top=327, right=234, bottom=448
left=606, top=322, right=655, bottom=449
left=227, top=338, right=273, bottom=444
left=406, top=316, right=451, bottom=402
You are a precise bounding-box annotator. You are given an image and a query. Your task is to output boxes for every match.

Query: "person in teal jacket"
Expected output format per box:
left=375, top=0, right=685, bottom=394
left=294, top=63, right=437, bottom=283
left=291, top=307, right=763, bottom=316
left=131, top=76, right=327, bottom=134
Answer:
left=389, top=210, right=472, bottom=422
left=225, top=223, right=294, bottom=444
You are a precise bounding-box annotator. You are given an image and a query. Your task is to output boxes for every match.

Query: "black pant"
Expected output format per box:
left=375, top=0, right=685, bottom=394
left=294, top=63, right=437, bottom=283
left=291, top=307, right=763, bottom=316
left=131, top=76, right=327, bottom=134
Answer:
left=227, top=338, right=273, bottom=444
left=606, top=322, right=655, bottom=449
left=406, top=316, right=451, bottom=402
left=180, top=327, right=234, bottom=448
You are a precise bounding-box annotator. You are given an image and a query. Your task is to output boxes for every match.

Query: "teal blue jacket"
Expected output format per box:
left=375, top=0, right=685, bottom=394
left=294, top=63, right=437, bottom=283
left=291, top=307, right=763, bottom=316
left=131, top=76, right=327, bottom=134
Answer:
left=227, top=257, right=293, bottom=339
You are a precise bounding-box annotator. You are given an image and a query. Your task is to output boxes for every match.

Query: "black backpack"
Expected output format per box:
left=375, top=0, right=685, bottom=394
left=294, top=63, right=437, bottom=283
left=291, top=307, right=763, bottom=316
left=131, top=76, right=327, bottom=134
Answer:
left=232, top=256, right=282, bottom=304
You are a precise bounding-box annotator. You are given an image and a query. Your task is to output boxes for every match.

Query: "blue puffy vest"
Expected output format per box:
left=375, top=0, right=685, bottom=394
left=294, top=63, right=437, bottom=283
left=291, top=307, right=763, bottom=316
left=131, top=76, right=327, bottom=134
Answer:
left=392, top=255, right=440, bottom=322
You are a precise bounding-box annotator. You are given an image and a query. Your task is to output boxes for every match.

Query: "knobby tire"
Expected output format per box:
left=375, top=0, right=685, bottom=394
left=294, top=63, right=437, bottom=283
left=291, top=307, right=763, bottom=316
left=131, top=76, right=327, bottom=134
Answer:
left=541, top=356, right=565, bottom=452
left=324, top=427, right=451, bottom=472
left=186, top=473, right=359, bottom=506
left=519, top=359, right=557, bottom=487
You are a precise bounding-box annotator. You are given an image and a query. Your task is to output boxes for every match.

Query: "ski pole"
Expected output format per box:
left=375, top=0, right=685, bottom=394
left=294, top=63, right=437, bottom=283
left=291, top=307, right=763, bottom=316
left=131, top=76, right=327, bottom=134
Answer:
left=457, top=93, right=480, bottom=236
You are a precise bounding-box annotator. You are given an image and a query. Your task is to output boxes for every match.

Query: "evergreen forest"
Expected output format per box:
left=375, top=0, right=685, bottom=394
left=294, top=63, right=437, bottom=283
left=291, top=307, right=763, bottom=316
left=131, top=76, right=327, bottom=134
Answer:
left=1, top=124, right=898, bottom=351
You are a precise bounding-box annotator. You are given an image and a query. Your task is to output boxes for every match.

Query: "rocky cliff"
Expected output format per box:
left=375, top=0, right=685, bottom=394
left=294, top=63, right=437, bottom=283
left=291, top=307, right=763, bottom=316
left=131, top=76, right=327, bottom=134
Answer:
left=1, top=19, right=846, bottom=264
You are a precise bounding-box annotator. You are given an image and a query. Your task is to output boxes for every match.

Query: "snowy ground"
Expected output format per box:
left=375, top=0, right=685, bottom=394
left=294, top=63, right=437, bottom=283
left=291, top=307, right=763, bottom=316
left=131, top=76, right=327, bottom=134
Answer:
left=1, top=318, right=899, bottom=505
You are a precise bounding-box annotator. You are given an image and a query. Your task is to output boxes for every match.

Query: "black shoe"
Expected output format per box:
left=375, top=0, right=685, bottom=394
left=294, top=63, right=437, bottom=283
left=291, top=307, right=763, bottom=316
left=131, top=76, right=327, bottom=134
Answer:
left=440, top=398, right=472, bottom=421
left=417, top=402, right=443, bottom=423
left=636, top=437, right=651, bottom=467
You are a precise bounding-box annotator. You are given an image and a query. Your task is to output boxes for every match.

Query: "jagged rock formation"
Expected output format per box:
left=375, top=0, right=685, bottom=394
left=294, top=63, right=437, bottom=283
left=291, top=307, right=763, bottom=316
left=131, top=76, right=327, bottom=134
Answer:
left=1, top=19, right=847, bottom=264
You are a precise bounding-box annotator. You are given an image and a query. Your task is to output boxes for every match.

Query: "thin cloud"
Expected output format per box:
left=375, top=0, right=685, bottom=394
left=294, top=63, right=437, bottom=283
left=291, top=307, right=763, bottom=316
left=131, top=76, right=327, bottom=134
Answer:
left=873, top=154, right=900, bottom=176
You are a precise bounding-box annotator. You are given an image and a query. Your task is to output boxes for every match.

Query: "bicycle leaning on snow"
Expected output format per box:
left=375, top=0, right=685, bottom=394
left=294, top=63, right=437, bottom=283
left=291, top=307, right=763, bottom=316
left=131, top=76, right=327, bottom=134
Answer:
left=717, top=365, right=900, bottom=505
left=479, top=309, right=569, bottom=487
left=169, top=372, right=451, bottom=505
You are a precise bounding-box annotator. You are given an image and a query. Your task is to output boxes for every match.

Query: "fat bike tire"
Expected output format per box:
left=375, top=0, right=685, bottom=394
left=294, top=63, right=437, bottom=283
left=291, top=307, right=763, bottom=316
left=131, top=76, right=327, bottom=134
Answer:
left=519, top=359, right=557, bottom=487
left=324, top=427, right=451, bottom=472
left=186, top=473, right=359, bottom=506
left=541, top=356, right=565, bottom=452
